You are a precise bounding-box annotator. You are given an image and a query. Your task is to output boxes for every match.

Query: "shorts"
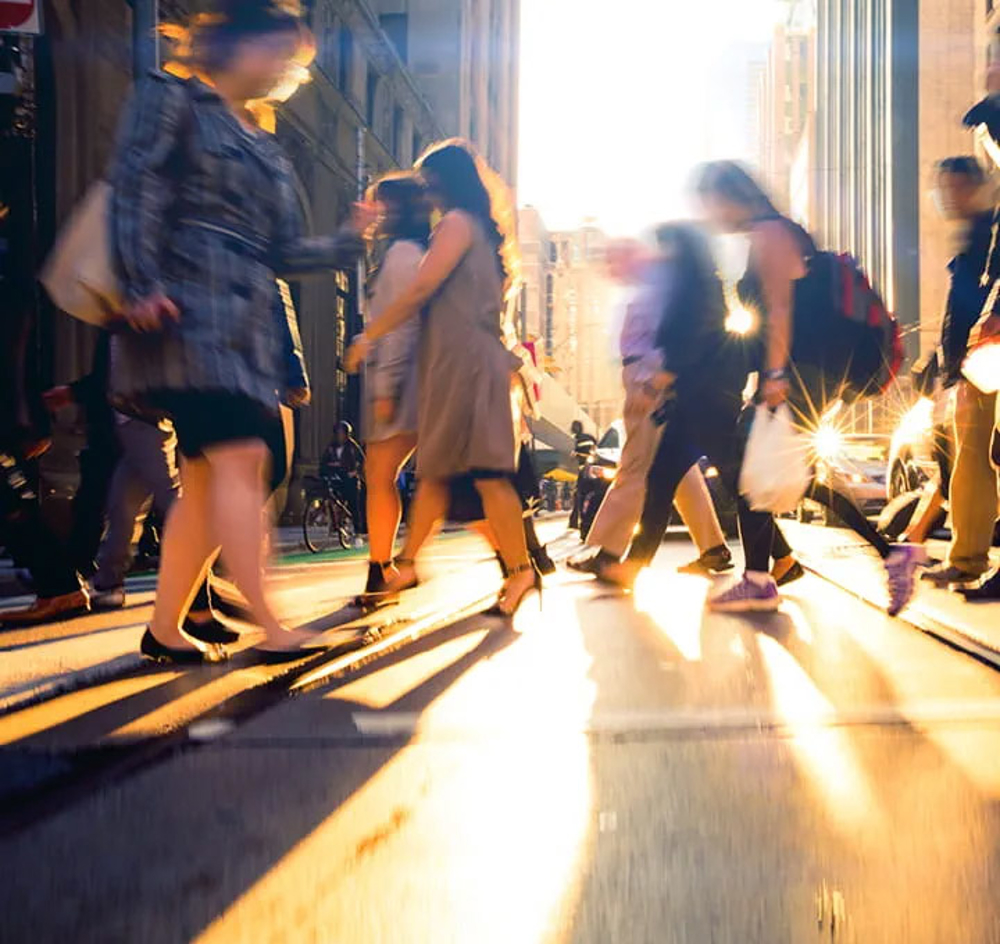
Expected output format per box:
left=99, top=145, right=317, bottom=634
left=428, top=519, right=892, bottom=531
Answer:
left=149, top=390, right=286, bottom=491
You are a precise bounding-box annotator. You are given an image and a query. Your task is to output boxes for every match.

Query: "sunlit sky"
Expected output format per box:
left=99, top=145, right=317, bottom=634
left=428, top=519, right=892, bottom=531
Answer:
left=518, top=0, right=784, bottom=236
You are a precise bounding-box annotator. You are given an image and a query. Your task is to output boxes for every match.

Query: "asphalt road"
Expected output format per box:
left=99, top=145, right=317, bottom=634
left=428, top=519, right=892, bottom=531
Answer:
left=4, top=535, right=1000, bottom=943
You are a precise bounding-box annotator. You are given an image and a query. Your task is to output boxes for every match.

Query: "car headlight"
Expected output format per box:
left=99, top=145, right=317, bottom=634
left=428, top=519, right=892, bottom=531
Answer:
left=849, top=472, right=867, bottom=484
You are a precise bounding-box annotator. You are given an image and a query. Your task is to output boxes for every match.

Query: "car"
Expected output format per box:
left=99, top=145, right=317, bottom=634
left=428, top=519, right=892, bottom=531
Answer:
left=576, top=420, right=738, bottom=540
left=887, top=395, right=953, bottom=500
left=798, top=431, right=891, bottom=525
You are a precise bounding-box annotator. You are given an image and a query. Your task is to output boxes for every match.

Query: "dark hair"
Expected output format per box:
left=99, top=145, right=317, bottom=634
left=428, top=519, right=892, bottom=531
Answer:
left=416, top=140, right=511, bottom=286
left=571, top=420, right=583, bottom=435
left=938, top=156, right=986, bottom=185
left=693, top=160, right=779, bottom=219
left=654, top=221, right=727, bottom=330
left=190, top=1, right=303, bottom=73
left=372, top=173, right=431, bottom=247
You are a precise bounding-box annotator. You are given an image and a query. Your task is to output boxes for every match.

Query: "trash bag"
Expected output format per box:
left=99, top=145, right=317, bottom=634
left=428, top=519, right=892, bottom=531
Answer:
left=738, top=404, right=811, bottom=514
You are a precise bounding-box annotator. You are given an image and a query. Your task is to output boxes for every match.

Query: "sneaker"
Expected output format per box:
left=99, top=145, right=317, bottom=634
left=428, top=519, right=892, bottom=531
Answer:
left=678, top=544, right=734, bottom=576
left=885, top=545, right=928, bottom=617
left=89, top=585, right=126, bottom=610
left=919, top=562, right=981, bottom=588
left=707, top=575, right=780, bottom=612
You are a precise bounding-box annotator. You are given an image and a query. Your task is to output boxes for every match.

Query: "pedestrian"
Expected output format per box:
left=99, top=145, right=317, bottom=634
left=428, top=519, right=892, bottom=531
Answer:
left=354, top=173, right=429, bottom=607
left=918, top=157, right=1000, bottom=589
left=568, top=236, right=734, bottom=580
left=586, top=222, right=747, bottom=590
left=320, top=421, right=365, bottom=540
left=108, top=0, right=369, bottom=662
left=569, top=419, right=597, bottom=530
left=345, top=139, right=539, bottom=617
left=693, top=161, right=922, bottom=615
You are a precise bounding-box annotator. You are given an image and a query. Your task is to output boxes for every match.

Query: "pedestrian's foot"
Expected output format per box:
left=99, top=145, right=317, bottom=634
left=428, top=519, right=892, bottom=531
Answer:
left=885, top=544, right=928, bottom=616
left=594, top=560, right=640, bottom=590
left=956, top=568, right=1000, bottom=601
left=89, top=584, right=126, bottom=610
left=353, top=561, right=401, bottom=608
left=567, top=549, right=618, bottom=576
left=0, top=588, right=91, bottom=627
left=771, top=556, right=805, bottom=587
left=184, top=611, right=241, bottom=645
left=254, top=627, right=326, bottom=655
left=678, top=544, right=734, bottom=576
left=497, top=564, right=542, bottom=617
left=530, top=545, right=557, bottom=576
left=919, top=562, right=981, bottom=588
left=384, top=558, right=419, bottom=593
left=707, top=574, right=780, bottom=613
left=140, top=627, right=227, bottom=665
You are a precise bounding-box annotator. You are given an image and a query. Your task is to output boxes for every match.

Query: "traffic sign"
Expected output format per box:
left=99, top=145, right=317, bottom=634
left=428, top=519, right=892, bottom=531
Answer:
left=0, top=0, right=42, bottom=35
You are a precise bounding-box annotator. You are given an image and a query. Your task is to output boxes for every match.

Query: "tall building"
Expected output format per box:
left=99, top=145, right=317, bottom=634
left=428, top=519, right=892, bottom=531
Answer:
left=812, top=0, right=976, bottom=367
left=3, top=0, right=519, bottom=511
left=372, top=0, right=520, bottom=185
left=756, top=17, right=814, bottom=206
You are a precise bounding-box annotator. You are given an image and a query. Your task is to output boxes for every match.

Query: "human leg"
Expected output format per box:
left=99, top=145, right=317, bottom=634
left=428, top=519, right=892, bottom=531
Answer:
left=365, top=434, right=417, bottom=563
left=474, top=477, right=535, bottom=614
left=673, top=465, right=726, bottom=555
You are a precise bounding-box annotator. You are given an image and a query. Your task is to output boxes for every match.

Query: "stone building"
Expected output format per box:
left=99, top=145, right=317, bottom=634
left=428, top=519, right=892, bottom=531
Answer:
left=3, top=0, right=519, bottom=511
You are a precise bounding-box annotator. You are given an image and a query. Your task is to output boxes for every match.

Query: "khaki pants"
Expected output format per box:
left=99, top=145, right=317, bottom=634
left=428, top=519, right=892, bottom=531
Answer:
left=947, top=382, right=1000, bottom=575
left=585, top=363, right=725, bottom=558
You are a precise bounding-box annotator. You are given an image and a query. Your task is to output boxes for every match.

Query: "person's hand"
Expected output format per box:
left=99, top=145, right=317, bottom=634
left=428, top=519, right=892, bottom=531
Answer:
left=344, top=332, right=371, bottom=373
left=124, top=292, right=179, bottom=333
left=285, top=387, right=311, bottom=408
left=373, top=398, right=396, bottom=424
left=42, top=385, right=74, bottom=413
left=762, top=376, right=790, bottom=408
left=351, top=201, right=379, bottom=235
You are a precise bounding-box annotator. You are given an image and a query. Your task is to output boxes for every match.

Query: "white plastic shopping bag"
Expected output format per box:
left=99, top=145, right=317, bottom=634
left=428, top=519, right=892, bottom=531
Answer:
left=739, top=404, right=811, bottom=514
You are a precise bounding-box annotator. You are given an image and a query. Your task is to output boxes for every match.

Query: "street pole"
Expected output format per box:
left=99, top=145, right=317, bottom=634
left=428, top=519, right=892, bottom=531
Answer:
left=131, top=0, right=158, bottom=77
left=355, top=124, right=366, bottom=314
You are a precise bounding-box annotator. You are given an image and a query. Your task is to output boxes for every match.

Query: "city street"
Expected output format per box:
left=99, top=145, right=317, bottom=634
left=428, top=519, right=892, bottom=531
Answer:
left=4, top=524, right=1000, bottom=943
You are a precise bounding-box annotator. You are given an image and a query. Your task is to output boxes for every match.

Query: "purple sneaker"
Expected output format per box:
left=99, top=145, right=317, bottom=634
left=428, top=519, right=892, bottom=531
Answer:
left=707, top=575, right=780, bottom=613
left=885, top=544, right=927, bottom=617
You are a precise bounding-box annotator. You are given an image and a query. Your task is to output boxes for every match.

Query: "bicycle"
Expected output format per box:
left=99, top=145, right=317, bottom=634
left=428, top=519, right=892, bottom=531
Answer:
left=302, top=474, right=358, bottom=553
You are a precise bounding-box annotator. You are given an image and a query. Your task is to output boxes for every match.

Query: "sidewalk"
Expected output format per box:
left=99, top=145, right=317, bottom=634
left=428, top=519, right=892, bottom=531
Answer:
left=782, top=521, right=1000, bottom=666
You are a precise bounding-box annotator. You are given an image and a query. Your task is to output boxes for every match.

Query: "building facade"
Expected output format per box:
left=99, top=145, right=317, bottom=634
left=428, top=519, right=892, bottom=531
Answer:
left=3, top=0, right=519, bottom=512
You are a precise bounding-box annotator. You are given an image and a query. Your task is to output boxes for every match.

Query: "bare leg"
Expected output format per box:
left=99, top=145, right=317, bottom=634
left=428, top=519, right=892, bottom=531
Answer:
left=204, top=440, right=299, bottom=648
left=901, top=482, right=945, bottom=544
left=366, top=434, right=417, bottom=562
left=391, top=477, right=450, bottom=587
left=474, top=478, right=533, bottom=613
left=148, top=457, right=215, bottom=649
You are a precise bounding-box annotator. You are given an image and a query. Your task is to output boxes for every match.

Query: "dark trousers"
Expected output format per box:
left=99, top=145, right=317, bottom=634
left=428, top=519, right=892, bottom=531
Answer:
left=68, top=441, right=119, bottom=577
left=1, top=448, right=80, bottom=598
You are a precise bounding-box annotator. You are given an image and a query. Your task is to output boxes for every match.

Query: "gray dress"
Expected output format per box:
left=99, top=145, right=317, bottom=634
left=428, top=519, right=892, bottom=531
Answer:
left=364, top=240, right=423, bottom=442
left=416, top=212, right=520, bottom=478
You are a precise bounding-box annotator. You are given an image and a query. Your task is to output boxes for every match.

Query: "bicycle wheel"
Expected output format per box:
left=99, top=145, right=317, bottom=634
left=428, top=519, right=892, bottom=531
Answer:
left=303, top=497, right=336, bottom=553
left=335, top=501, right=357, bottom=549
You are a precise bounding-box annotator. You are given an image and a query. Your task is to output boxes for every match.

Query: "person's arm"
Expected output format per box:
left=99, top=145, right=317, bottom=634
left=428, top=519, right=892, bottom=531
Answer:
left=274, top=279, right=310, bottom=406
left=271, top=191, right=369, bottom=277
left=369, top=242, right=423, bottom=406
left=109, top=72, right=187, bottom=329
left=344, top=212, right=474, bottom=372
left=753, top=220, right=798, bottom=406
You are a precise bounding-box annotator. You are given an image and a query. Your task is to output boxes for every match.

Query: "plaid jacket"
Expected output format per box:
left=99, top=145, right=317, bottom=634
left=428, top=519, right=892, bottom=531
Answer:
left=109, top=72, right=362, bottom=412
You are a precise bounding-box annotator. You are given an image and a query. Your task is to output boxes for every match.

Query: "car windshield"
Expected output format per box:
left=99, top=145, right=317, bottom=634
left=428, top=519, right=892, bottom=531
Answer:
left=598, top=426, right=620, bottom=449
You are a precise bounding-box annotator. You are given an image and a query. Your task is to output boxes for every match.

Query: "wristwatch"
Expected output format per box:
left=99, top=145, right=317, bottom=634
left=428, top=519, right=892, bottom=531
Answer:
left=762, top=368, right=789, bottom=382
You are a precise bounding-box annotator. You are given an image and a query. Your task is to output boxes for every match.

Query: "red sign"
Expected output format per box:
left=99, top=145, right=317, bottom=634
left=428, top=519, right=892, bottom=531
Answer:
left=0, top=0, right=41, bottom=34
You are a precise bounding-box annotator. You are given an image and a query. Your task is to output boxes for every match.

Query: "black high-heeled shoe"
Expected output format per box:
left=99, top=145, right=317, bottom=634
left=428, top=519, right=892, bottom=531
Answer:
left=140, top=627, right=228, bottom=665
left=497, top=563, right=543, bottom=618
left=183, top=614, right=241, bottom=645
left=353, top=561, right=401, bottom=609
left=529, top=545, right=557, bottom=576
left=388, top=557, right=420, bottom=592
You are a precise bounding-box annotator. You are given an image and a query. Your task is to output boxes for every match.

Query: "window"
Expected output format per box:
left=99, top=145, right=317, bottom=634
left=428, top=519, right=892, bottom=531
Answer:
left=379, top=13, right=409, bottom=63
left=338, top=27, right=353, bottom=95
left=393, top=106, right=404, bottom=161
left=548, top=242, right=557, bottom=263
left=544, top=275, right=555, bottom=357
left=367, top=67, right=379, bottom=128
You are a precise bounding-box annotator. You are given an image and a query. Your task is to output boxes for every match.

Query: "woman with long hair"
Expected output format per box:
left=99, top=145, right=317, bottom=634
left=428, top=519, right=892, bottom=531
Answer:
left=110, top=0, right=370, bottom=661
left=345, top=140, right=539, bottom=616
left=693, top=161, right=923, bottom=615
left=356, top=174, right=430, bottom=607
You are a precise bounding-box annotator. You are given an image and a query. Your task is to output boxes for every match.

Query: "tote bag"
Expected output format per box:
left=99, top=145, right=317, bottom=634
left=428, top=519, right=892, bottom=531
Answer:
left=39, top=182, right=123, bottom=327
left=738, top=404, right=812, bottom=514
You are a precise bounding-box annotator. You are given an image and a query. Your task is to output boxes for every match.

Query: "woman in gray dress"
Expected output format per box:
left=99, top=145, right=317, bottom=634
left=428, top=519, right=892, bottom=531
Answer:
left=356, top=174, right=429, bottom=607
left=345, top=141, right=540, bottom=617
left=110, top=1, right=368, bottom=661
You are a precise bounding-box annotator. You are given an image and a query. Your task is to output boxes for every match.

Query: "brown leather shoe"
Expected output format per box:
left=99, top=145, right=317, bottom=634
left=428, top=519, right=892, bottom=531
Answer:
left=0, top=589, right=91, bottom=627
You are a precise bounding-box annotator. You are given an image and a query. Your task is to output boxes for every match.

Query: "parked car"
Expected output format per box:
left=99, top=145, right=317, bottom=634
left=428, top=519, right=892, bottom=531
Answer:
left=798, top=432, right=891, bottom=525
left=577, top=420, right=738, bottom=540
left=887, top=395, right=953, bottom=500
